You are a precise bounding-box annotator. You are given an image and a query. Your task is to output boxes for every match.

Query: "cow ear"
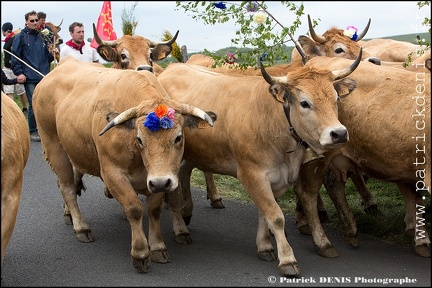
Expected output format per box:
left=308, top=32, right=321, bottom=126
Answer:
left=298, top=35, right=321, bottom=58
left=151, top=45, right=173, bottom=61
left=185, top=111, right=217, bottom=129
left=268, top=83, right=287, bottom=103
left=333, top=78, right=357, bottom=98
left=97, top=46, right=117, bottom=62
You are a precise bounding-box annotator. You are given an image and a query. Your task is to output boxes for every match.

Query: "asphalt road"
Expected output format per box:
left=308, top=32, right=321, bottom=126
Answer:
left=1, top=141, right=430, bottom=287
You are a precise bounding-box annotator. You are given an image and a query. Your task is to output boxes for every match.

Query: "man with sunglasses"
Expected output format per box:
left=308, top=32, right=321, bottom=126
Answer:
left=11, top=10, right=55, bottom=142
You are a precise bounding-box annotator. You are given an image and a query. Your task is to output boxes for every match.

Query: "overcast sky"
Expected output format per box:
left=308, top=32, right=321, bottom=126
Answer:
left=1, top=1, right=430, bottom=53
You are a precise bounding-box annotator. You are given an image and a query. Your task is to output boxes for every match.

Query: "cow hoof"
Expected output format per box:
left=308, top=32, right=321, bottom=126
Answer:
left=415, top=244, right=431, bottom=257
left=363, top=204, right=379, bottom=216
left=257, top=250, right=277, bottom=262
left=298, top=224, right=311, bottom=235
left=175, top=233, right=193, bottom=245
left=183, top=216, right=192, bottom=226
left=64, top=214, right=73, bottom=225
left=104, top=187, right=113, bottom=198
left=132, top=257, right=150, bottom=273
left=75, top=230, right=94, bottom=243
left=150, top=249, right=171, bottom=263
left=279, top=262, right=300, bottom=276
left=210, top=199, right=225, bottom=209
left=318, top=246, right=338, bottom=258
left=318, top=210, right=329, bottom=223
left=344, top=235, right=359, bottom=248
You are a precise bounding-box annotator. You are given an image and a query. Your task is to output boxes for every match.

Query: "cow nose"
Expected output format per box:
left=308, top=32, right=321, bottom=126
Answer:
left=148, top=177, right=173, bottom=193
left=136, top=65, right=153, bottom=73
left=330, top=128, right=348, bottom=144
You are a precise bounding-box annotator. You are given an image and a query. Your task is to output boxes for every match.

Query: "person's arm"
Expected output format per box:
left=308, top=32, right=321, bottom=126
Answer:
left=11, top=32, right=24, bottom=77
left=1, top=70, right=18, bottom=86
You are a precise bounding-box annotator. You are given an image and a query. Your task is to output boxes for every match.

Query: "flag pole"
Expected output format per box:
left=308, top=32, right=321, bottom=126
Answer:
left=4, top=49, right=46, bottom=78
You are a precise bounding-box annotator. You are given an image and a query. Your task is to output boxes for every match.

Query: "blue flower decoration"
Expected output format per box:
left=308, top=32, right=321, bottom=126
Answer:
left=213, top=2, right=227, bottom=9
left=144, top=112, right=162, bottom=131
left=351, top=32, right=358, bottom=41
left=260, top=53, right=268, bottom=61
left=160, top=116, right=174, bottom=129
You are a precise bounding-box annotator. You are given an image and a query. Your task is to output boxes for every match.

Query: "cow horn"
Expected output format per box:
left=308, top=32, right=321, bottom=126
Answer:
left=56, top=18, right=63, bottom=31
left=355, top=18, right=371, bottom=42
left=332, top=48, right=362, bottom=80
left=149, top=30, right=180, bottom=48
left=93, top=23, right=117, bottom=47
left=308, top=14, right=327, bottom=44
left=176, top=103, right=214, bottom=127
left=99, top=107, right=138, bottom=136
left=260, top=60, right=288, bottom=85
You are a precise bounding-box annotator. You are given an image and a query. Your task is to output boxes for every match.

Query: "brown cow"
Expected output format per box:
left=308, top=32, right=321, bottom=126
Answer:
left=158, top=52, right=362, bottom=276
left=291, top=15, right=380, bottom=65
left=185, top=14, right=381, bottom=214
left=1, top=92, right=30, bottom=266
left=380, top=48, right=431, bottom=73
left=359, top=38, right=424, bottom=62
left=32, top=56, right=215, bottom=272
left=93, top=23, right=178, bottom=75
left=293, top=57, right=431, bottom=258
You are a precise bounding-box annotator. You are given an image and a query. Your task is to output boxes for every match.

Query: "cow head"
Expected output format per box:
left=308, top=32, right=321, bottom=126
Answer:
left=261, top=49, right=362, bottom=155
left=98, top=98, right=215, bottom=194
left=93, top=23, right=179, bottom=73
left=292, top=15, right=380, bottom=65
left=45, top=19, right=64, bottom=47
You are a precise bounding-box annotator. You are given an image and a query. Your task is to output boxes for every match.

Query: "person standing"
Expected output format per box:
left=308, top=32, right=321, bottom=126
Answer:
left=60, top=22, right=99, bottom=63
left=2, top=22, right=28, bottom=115
left=11, top=10, right=56, bottom=142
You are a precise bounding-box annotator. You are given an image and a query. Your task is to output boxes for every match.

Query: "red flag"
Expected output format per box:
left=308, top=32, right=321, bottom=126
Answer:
left=91, top=1, right=117, bottom=49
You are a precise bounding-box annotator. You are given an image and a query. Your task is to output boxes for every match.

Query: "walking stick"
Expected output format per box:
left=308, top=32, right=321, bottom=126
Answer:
left=4, top=49, right=46, bottom=78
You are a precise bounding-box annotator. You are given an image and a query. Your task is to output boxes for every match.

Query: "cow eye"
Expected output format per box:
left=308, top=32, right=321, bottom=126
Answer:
left=174, top=135, right=183, bottom=144
left=136, top=136, right=143, bottom=145
left=300, top=101, right=311, bottom=109
left=335, top=48, right=344, bottom=54
left=121, top=53, right=127, bottom=60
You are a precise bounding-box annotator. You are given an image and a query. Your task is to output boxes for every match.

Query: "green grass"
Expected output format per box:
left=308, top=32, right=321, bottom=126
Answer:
left=190, top=169, right=431, bottom=246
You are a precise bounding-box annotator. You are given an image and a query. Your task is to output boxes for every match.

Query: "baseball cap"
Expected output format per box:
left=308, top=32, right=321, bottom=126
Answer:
left=2, top=22, right=13, bottom=32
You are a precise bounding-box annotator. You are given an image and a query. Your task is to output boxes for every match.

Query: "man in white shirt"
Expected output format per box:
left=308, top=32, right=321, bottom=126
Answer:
left=60, top=22, right=99, bottom=63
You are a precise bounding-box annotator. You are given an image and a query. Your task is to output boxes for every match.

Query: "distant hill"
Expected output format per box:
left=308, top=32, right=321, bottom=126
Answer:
left=363, top=32, right=430, bottom=43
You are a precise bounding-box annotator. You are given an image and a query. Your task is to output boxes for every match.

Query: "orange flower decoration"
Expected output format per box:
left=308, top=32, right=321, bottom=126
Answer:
left=154, top=104, right=168, bottom=118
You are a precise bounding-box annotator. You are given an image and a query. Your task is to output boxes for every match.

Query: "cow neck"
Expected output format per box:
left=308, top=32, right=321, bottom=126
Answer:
left=284, top=102, right=308, bottom=153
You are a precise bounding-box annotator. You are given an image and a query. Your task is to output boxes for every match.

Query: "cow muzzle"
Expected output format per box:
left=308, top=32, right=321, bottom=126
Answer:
left=147, top=176, right=178, bottom=194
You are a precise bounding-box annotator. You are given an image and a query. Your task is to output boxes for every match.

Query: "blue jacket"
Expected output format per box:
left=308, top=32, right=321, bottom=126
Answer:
left=11, top=26, right=54, bottom=83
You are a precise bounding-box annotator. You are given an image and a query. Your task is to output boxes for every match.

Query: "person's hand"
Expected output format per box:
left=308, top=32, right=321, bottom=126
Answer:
left=17, top=74, right=26, bottom=83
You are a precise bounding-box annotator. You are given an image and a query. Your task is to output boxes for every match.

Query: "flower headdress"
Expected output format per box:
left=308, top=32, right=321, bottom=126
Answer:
left=144, top=104, right=175, bottom=131
left=37, top=26, right=54, bottom=45
left=343, top=26, right=358, bottom=41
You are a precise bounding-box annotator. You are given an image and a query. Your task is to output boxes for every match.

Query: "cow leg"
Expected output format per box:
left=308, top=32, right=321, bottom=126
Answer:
left=146, top=193, right=171, bottom=263
left=294, top=159, right=338, bottom=258
left=350, top=170, right=378, bottom=215
left=41, top=135, right=92, bottom=243
left=256, top=211, right=276, bottom=262
left=1, top=170, right=24, bottom=264
left=397, top=183, right=431, bottom=257
left=178, top=160, right=194, bottom=225
left=204, top=172, right=225, bottom=209
left=63, top=168, right=85, bottom=225
left=323, top=169, right=358, bottom=247
left=238, top=168, right=299, bottom=276
left=166, top=185, right=192, bottom=245
left=103, top=173, right=150, bottom=273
